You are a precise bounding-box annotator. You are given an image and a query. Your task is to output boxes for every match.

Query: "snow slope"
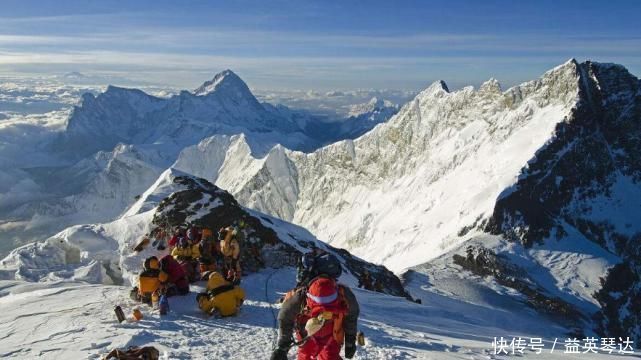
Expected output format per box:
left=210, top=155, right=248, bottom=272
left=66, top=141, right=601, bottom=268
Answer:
left=168, top=61, right=641, bottom=342
left=195, top=60, right=584, bottom=272
left=0, top=268, right=617, bottom=360
left=0, top=169, right=405, bottom=295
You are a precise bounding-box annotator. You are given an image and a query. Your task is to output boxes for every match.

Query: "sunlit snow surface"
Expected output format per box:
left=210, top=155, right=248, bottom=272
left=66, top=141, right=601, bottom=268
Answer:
left=0, top=268, right=616, bottom=359
left=179, top=61, right=583, bottom=273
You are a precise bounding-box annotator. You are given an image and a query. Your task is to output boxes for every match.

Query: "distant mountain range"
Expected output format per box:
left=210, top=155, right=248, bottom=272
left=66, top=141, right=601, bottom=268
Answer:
left=0, top=70, right=398, bottom=255
left=2, top=60, right=641, bottom=342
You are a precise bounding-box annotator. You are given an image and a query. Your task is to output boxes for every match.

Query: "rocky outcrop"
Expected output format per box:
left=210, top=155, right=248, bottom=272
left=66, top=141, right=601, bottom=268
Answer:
left=453, top=245, right=583, bottom=327
left=150, top=174, right=410, bottom=297
left=594, top=263, right=641, bottom=342
left=485, top=61, right=641, bottom=341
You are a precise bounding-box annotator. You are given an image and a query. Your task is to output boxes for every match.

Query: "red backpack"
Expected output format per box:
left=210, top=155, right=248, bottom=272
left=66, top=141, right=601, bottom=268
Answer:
left=298, top=276, right=349, bottom=345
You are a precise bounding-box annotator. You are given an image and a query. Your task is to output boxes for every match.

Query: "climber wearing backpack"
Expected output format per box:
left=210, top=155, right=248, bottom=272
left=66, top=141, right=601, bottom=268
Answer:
left=130, top=256, right=161, bottom=304
left=198, top=230, right=220, bottom=277
left=272, top=251, right=360, bottom=360
left=219, top=226, right=241, bottom=283
left=158, top=254, right=190, bottom=296
left=171, top=237, right=201, bottom=282
left=196, top=271, right=245, bottom=317
left=186, top=225, right=202, bottom=244
left=357, top=270, right=374, bottom=291
left=168, top=228, right=185, bottom=249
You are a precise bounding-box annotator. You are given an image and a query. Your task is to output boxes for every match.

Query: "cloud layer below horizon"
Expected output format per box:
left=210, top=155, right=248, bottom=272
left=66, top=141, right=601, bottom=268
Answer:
left=0, top=1, right=640, bottom=91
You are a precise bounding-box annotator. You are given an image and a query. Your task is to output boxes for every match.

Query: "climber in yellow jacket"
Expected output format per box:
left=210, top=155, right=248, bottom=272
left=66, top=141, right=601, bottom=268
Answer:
left=196, top=271, right=245, bottom=317
left=218, top=226, right=241, bottom=283
left=171, top=237, right=201, bottom=282
left=132, top=256, right=161, bottom=304
left=171, top=237, right=201, bottom=261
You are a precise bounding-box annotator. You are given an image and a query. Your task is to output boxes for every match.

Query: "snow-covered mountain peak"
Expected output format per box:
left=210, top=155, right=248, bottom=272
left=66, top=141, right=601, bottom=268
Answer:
left=215, top=60, right=599, bottom=272
left=422, top=80, right=449, bottom=96
left=193, top=69, right=252, bottom=98
left=347, top=96, right=397, bottom=117
left=366, top=96, right=385, bottom=108
left=479, top=78, right=501, bottom=93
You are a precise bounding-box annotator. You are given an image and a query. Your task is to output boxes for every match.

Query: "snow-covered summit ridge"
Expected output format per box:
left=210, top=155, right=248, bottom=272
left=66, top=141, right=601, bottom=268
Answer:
left=347, top=97, right=398, bottom=118
left=0, top=69, right=403, bottom=254
left=205, top=59, right=586, bottom=273
left=480, top=60, right=641, bottom=341
left=193, top=69, right=252, bottom=98
left=399, top=59, right=641, bottom=342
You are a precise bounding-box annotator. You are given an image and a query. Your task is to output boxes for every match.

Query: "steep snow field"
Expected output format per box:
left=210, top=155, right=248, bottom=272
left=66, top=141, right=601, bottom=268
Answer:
left=0, top=269, right=614, bottom=360
left=178, top=61, right=582, bottom=273
left=416, top=232, right=620, bottom=318
left=0, top=167, right=621, bottom=359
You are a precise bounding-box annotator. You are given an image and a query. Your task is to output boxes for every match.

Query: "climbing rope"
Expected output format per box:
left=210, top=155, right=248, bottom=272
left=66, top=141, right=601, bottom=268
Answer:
left=265, top=268, right=280, bottom=351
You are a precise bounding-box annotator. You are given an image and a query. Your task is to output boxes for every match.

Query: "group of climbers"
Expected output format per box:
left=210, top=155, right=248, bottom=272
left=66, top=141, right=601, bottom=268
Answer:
left=131, top=222, right=246, bottom=317
left=161, top=223, right=243, bottom=284
left=356, top=269, right=384, bottom=293
left=131, top=222, right=363, bottom=359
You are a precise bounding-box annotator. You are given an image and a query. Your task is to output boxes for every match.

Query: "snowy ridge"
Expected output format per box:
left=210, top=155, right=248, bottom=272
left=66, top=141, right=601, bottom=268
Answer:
left=203, top=59, right=584, bottom=272
left=1, top=60, right=640, bottom=358
left=483, top=61, right=641, bottom=341
left=0, top=69, right=402, bottom=255
left=0, top=169, right=192, bottom=285
left=0, top=169, right=406, bottom=297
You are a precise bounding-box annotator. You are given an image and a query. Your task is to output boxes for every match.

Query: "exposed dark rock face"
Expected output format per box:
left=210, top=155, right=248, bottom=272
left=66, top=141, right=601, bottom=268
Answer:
left=594, top=263, right=641, bottom=341
left=151, top=175, right=409, bottom=297
left=484, top=61, right=641, bottom=341
left=453, top=245, right=584, bottom=329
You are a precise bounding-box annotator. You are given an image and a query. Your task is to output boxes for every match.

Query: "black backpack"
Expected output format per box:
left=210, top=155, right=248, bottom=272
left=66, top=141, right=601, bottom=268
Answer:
left=309, top=252, right=343, bottom=279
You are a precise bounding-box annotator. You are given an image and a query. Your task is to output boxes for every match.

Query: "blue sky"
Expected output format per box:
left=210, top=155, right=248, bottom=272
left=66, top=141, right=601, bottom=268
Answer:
left=0, top=0, right=640, bottom=91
